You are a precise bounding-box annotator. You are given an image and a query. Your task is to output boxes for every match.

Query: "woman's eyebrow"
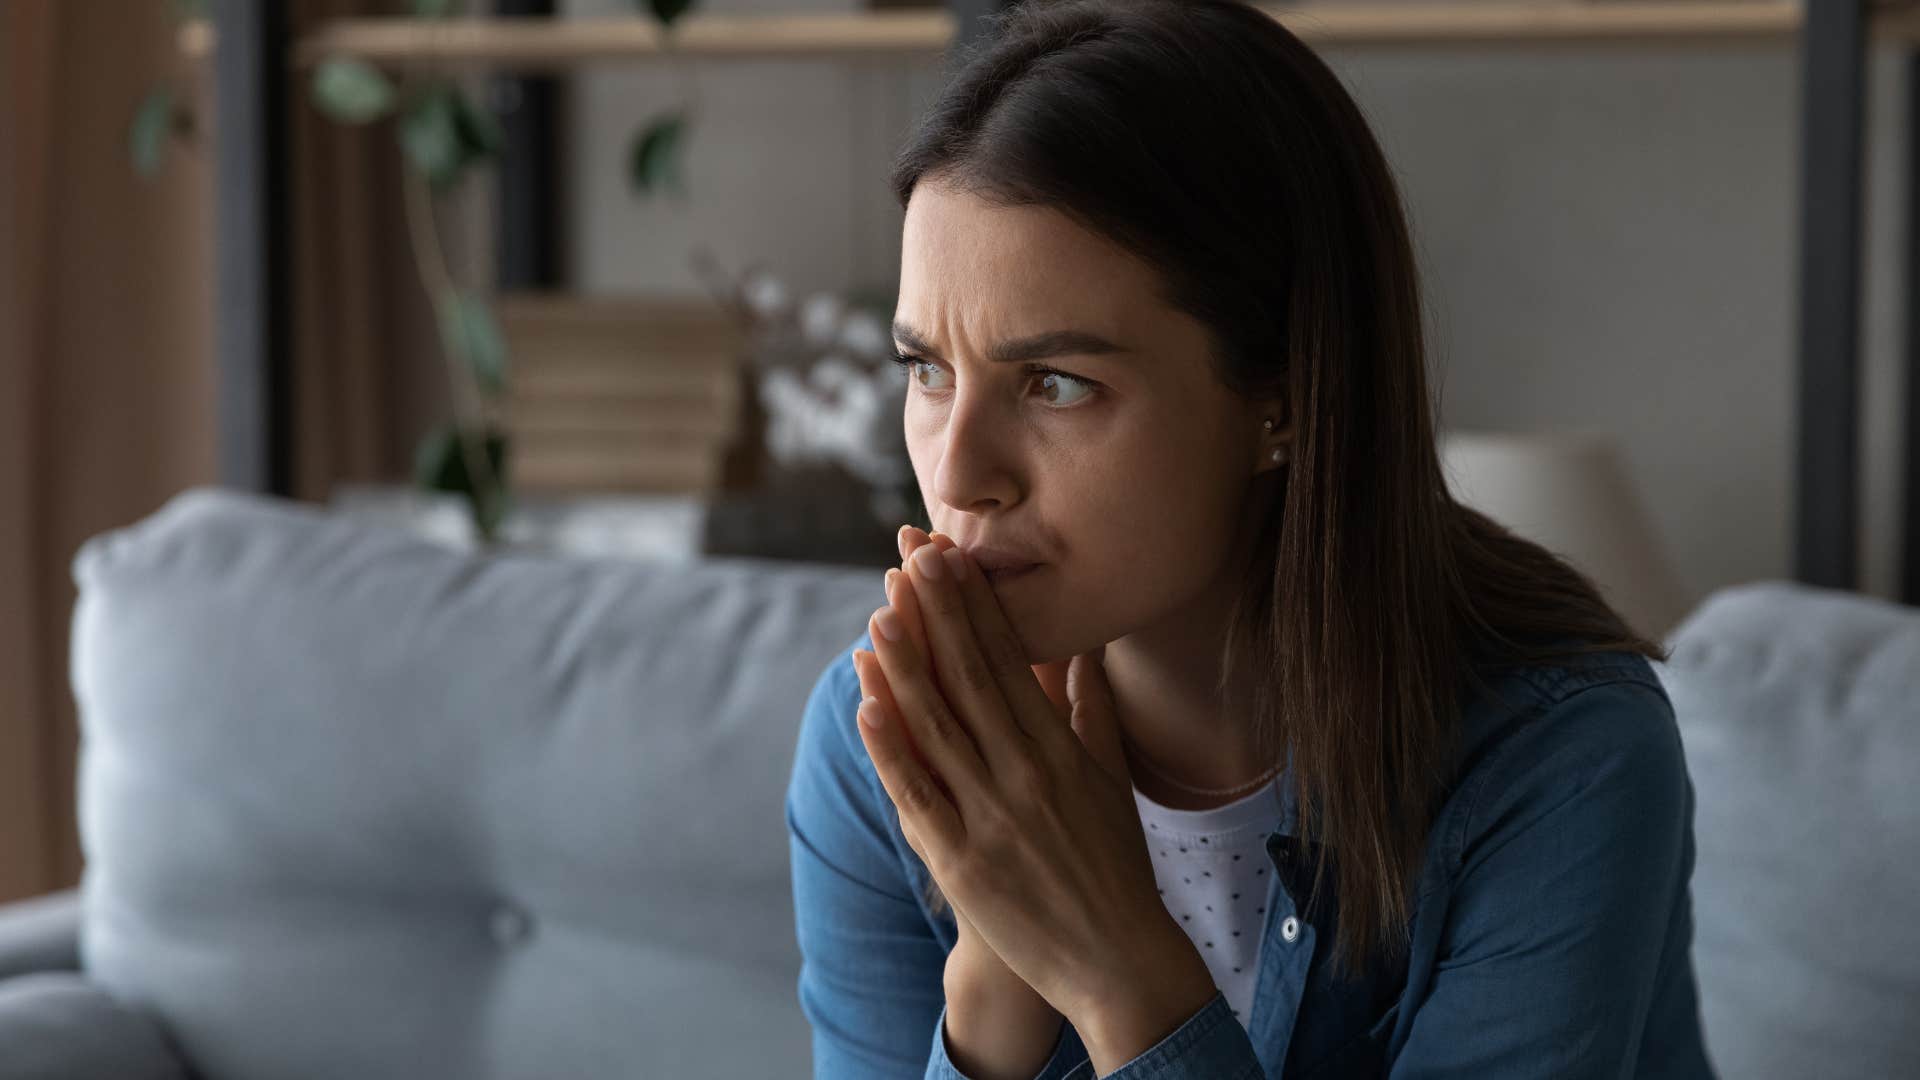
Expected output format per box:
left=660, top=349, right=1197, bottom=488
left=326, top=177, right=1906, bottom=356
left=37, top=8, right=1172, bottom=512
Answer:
left=891, top=322, right=1131, bottom=364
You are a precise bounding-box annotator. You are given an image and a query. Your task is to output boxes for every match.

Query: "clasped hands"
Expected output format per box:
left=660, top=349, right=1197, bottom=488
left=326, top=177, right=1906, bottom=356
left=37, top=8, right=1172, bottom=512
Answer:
left=850, top=526, right=1218, bottom=1069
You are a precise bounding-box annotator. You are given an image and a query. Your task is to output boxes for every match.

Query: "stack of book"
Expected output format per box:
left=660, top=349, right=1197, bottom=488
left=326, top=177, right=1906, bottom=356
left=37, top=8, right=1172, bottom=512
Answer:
left=496, top=294, right=753, bottom=495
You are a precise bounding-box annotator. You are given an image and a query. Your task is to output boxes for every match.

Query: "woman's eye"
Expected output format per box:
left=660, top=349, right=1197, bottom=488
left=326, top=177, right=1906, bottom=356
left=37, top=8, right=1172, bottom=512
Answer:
left=1034, top=370, right=1094, bottom=407
left=888, top=351, right=1096, bottom=409
left=907, top=356, right=952, bottom=391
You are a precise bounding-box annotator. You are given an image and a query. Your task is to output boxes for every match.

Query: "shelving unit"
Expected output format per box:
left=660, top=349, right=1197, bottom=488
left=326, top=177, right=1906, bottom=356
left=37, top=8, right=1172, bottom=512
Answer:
left=205, top=0, right=1920, bottom=598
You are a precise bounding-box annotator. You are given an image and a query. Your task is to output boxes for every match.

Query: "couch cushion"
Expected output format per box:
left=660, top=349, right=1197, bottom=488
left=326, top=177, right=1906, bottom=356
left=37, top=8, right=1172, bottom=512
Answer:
left=1656, top=581, right=1920, bottom=1080
left=69, top=487, right=882, bottom=1079
left=0, top=972, right=190, bottom=1080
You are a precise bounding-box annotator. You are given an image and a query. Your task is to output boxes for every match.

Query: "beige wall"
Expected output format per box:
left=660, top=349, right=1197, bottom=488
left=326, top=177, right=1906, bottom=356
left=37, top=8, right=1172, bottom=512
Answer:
left=0, top=1, right=217, bottom=900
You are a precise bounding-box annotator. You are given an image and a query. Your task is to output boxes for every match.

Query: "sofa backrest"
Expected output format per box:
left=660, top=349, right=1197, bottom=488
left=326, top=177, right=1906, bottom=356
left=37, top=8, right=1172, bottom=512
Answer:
left=1655, top=582, right=1920, bottom=1080
left=69, top=487, right=877, bottom=1080
left=77, top=490, right=1920, bottom=1079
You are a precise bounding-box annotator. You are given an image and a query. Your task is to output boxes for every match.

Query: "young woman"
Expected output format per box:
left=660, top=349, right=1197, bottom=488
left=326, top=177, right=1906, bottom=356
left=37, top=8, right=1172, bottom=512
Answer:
left=784, top=1, right=1713, bottom=1077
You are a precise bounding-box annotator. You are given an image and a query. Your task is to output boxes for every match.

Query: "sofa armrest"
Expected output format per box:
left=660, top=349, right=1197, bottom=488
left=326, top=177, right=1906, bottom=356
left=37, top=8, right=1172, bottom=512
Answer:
left=0, top=972, right=189, bottom=1079
left=0, top=890, right=79, bottom=980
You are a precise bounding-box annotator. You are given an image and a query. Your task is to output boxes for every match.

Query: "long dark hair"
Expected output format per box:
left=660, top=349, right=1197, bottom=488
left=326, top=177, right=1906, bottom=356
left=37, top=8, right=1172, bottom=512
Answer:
left=888, top=0, right=1664, bottom=979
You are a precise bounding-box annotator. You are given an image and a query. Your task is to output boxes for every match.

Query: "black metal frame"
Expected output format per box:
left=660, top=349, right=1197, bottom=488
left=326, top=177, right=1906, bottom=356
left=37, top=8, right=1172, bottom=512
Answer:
left=1796, top=0, right=1867, bottom=592
left=1905, top=54, right=1920, bottom=602
left=211, top=0, right=292, bottom=496
left=1795, top=0, right=1919, bottom=602
left=212, top=0, right=1915, bottom=601
left=495, top=0, right=562, bottom=290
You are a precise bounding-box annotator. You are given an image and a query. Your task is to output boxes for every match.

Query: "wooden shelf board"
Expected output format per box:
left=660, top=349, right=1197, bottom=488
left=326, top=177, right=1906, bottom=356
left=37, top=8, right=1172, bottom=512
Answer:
left=284, top=4, right=1920, bottom=70
left=293, top=11, right=954, bottom=69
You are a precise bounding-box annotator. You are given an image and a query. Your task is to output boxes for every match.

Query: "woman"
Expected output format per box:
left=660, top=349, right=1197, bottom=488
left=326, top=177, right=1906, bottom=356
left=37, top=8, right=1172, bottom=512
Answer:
left=784, top=1, right=1713, bottom=1077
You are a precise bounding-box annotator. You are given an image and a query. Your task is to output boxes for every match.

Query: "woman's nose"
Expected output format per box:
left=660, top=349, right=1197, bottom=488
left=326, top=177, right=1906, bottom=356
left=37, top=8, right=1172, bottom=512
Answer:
left=929, top=388, right=1021, bottom=514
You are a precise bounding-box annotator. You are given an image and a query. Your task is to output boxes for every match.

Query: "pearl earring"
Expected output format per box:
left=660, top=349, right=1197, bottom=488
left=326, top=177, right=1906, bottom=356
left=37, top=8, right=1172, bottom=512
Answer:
left=1270, top=447, right=1283, bottom=463
left=1262, top=418, right=1274, bottom=432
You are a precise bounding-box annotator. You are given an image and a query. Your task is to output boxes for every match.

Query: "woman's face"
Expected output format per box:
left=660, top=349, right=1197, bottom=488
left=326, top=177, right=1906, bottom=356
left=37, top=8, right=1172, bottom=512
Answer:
left=893, top=180, right=1277, bottom=664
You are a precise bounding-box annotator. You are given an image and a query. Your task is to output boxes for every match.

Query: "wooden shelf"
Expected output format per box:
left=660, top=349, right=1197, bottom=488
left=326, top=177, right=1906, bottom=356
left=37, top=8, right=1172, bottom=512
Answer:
left=286, top=3, right=1920, bottom=70
left=293, top=11, right=954, bottom=69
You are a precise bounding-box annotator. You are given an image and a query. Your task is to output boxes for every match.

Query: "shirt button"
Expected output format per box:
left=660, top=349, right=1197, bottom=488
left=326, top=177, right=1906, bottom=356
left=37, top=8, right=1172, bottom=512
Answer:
left=1280, top=915, right=1301, bottom=943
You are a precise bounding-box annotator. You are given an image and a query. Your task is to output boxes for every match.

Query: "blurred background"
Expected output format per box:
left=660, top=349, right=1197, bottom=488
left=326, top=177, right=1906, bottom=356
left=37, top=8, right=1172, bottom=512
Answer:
left=0, top=2, right=1916, bottom=1074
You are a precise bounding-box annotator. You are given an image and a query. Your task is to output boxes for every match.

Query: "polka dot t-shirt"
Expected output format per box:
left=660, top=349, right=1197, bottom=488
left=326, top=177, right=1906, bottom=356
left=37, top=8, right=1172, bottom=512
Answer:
left=1136, top=774, right=1284, bottom=1030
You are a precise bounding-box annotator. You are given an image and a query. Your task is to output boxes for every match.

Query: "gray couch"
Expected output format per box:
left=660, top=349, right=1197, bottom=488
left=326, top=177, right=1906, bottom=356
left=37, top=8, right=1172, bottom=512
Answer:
left=0, top=487, right=1914, bottom=1078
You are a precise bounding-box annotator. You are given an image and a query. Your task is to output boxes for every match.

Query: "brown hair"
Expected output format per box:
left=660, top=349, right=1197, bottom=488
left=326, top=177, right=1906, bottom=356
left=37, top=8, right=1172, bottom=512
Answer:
left=888, top=0, right=1665, bottom=979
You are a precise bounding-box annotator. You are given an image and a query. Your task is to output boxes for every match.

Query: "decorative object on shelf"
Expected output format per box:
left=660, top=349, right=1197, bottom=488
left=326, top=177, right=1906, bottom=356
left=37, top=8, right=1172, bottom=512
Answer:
left=690, top=247, right=923, bottom=535
left=1439, top=429, right=1692, bottom=640
left=495, top=292, right=747, bottom=496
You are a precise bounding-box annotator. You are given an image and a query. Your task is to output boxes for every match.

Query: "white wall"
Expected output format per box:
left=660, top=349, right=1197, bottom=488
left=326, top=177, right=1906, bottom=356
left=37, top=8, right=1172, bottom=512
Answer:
left=562, top=0, right=1911, bottom=606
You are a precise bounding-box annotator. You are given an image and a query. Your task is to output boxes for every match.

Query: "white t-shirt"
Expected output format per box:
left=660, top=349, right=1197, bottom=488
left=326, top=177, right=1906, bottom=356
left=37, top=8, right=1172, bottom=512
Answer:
left=1135, top=774, right=1284, bottom=1029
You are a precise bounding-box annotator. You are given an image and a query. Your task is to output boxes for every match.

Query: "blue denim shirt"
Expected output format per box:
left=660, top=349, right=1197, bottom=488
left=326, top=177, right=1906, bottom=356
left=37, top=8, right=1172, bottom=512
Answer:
left=786, top=629, right=1716, bottom=1078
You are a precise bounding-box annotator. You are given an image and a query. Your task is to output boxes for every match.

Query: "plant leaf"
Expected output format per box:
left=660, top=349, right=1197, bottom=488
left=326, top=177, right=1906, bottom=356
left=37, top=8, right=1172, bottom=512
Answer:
left=647, top=0, right=697, bottom=29
left=412, top=422, right=460, bottom=492
left=439, top=291, right=508, bottom=394
left=312, top=58, right=397, bottom=124
left=412, top=424, right=512, bottom=543
left=412, top=422, right=512, bottom=542
left=628, top=111, right=688, bottom=198
left=399, top=86, right=467, bottom=189
left=130, top=87, right=175, bottom=178
left=412, top=422, right=510, bottom=492
left=451, top=90, right=505, bottom=160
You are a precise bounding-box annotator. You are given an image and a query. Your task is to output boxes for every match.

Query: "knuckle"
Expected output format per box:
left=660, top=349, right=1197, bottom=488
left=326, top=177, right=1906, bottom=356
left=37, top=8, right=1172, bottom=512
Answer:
left=898, top=772, right=944, bottom=816
left=952, top=653, right=998, bottom=697
left=980, top=630, right=1024, bottom=676
left=917, top=700, right=967, bottom=750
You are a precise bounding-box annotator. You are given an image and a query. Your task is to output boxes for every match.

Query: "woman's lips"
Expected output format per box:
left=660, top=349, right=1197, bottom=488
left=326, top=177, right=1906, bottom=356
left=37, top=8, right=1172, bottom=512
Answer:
left=983, top=563, right=1043, bottom=585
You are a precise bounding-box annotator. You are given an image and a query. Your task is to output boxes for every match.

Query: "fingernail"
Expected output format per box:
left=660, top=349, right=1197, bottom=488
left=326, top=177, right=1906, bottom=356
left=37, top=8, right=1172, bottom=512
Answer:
left=941, top=546, right=968, bottom=581
left=884, top=567, right=900, bottom=599
left=857, top=695, right=885, bottom=730
left=896, top=525, right=912, bottom=560
left=875, top=606, right=904, bottom=642
left=912, top=543, right=946, bottom=580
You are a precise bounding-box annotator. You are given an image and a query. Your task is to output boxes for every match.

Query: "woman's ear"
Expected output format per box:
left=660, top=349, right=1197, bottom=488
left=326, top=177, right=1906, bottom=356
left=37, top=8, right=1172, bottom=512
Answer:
left=1257, top=403, right=1296, bottom=470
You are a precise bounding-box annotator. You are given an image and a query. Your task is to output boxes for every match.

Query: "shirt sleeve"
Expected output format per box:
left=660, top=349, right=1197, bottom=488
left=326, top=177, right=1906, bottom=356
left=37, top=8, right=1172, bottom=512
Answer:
left=1390, top=677, right=1700, bottom=1078
left=786, top=638, right=1090, bottom=1080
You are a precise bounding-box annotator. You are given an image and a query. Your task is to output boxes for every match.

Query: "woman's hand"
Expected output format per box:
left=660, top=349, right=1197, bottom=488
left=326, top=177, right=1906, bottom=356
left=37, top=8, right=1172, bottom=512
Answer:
left=854, top=527, right=1063, bottom=1078
left=849, top=528, right=1217, bottom=1060
left=851, top=530, right=1050, bottom=991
